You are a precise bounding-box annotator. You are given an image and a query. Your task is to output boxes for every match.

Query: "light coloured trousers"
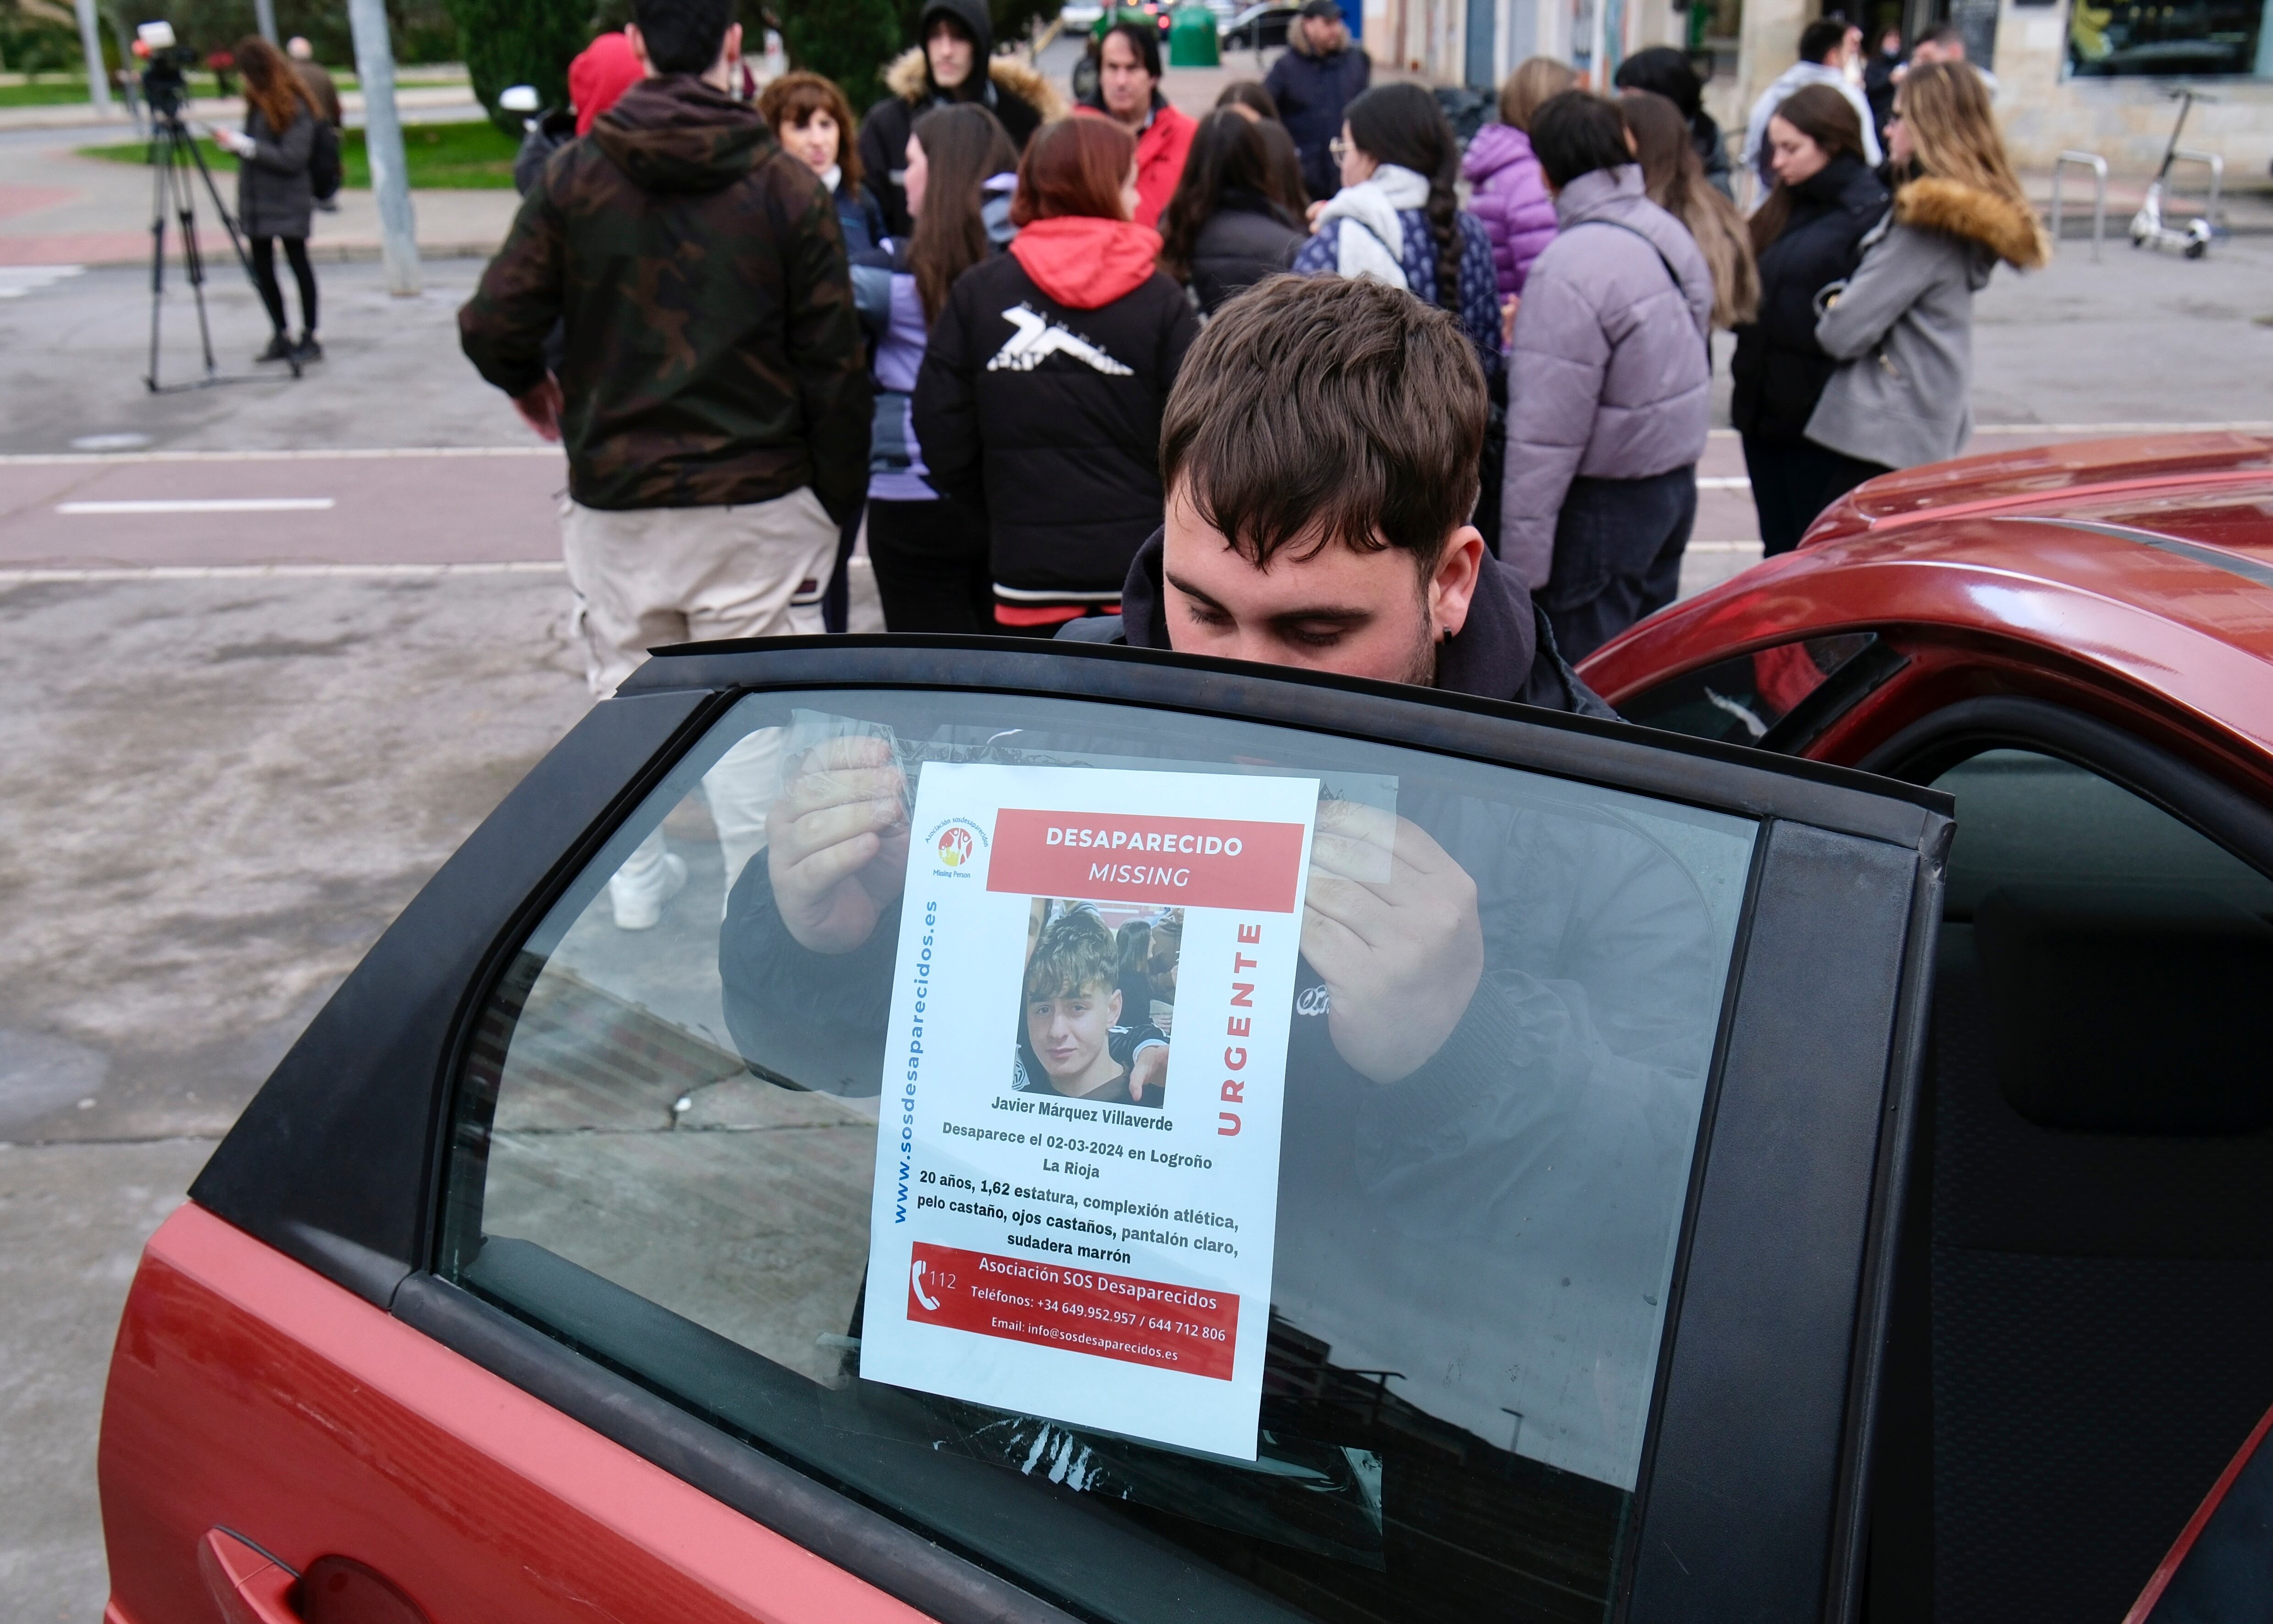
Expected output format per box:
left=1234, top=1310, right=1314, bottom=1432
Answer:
left=563, top=489, right=837, bottom=908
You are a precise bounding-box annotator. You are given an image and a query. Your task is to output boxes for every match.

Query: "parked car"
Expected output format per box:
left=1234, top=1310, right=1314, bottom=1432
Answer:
left=1583, top=430, right=2273, bottom=1624
left=104, top=637, right=1963, bottom=1624
left=1221, top=0, right=1297, bottom=53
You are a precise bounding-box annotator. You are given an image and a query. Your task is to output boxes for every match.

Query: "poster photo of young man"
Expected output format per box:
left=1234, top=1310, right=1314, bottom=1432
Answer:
left=1012, top=900, right=1178, bottom=1108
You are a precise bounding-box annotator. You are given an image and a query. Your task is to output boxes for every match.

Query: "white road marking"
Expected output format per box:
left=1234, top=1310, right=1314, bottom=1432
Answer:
left=0, top=265, right=84, bottom=300
left=58, top=498, right=337, bottom=514
left=1687, top=541, right=1765, bottom=552
left=1697, top=477, right=1752, bottom=490
left=0, top=561, right=564, bottom=582
left=1, top=446, right=560, bottom=466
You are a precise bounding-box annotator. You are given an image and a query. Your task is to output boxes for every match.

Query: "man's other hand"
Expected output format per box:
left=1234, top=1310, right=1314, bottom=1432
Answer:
left=767, top=736, right=910, bottom=954
left=1301, top=800, right=1484, bottom=1083
left=513, top=376, right=564, bottom=442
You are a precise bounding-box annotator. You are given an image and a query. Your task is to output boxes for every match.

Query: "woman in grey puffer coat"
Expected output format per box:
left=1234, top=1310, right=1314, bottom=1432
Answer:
left=1499, top=91, right=1711, bottom=663
left=1806, top=62, right=2046, bottom=487
left=220, top=37, right=322, bottom=364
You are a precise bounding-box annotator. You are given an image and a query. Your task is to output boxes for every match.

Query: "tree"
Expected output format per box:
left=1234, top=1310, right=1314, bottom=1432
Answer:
left=777, top=0, right=901, bottom=110
left=445, top=0, right=586, bottom=131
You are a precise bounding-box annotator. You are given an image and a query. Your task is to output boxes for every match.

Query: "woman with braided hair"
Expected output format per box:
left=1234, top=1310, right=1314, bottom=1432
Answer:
left=1291, top=82, right=1499, bottom=383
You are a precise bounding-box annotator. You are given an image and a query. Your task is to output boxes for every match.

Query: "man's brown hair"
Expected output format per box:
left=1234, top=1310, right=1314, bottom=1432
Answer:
left=1158, top=275, right=1486, bottom=570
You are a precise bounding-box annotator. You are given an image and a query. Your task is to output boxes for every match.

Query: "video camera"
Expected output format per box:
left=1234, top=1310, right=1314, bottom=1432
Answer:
left=135, top=22, right=200, bottom=120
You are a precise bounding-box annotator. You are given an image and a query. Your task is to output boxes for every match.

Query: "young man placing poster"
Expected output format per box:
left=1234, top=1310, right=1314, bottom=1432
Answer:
left=718, top=277, right=1727, bottom=1480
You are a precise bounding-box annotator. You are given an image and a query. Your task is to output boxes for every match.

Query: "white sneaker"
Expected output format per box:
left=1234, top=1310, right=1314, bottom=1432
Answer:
left=609, top=851, right=688, bottom=930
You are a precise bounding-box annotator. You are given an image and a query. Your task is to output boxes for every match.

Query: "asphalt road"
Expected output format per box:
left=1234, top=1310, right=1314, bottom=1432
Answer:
left=1, top=195, right=2270, bottom=1623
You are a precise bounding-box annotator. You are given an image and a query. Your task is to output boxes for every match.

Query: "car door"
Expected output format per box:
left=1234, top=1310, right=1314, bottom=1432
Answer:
left=100, top=639, right=1950, bottom=1624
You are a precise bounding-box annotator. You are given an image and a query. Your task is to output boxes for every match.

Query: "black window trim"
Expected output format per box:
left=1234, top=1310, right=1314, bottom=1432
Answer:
left=190, top=637, right=1955, bottom=1624
left=1856, top=693, right=2273, bottom=882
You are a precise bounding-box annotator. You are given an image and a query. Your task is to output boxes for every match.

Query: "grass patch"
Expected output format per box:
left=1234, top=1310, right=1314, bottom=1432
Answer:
left=0, top=72, right=227, bottom=107
left=76, top=118, right=521, bottom=189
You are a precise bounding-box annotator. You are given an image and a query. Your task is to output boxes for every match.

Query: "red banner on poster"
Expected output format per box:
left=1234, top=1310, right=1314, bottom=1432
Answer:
left=904, top=1241, right=1239, bottom=1381
left=986, top=808, right=1305, bottom=912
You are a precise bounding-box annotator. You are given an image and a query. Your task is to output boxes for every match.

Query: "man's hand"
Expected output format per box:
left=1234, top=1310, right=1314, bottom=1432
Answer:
left=1129, top=1041, right=1168, bottom=1102
left=513, top=376, right=564, bottom=442
left=765, top=736, right=910, bottom=954
left=1301, top=800, right=1483, bottom=1084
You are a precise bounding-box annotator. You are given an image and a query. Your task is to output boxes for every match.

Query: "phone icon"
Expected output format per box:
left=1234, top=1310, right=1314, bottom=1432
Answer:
left=911, top=1259, right=942, bottom=1312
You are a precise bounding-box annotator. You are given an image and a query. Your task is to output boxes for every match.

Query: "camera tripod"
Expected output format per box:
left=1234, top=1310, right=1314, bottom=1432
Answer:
left=145, top=105, right=299, bottom=392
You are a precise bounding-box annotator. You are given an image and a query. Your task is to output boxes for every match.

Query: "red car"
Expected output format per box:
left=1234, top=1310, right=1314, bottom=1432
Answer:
left=1585, top=431, right=2273, bottom=1622
left=97, top=436, right=2269, bottom=1624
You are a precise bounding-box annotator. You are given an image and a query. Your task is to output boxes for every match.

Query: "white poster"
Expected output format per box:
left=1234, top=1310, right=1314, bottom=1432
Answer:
left=860, top=763, right=1318, bottom=1460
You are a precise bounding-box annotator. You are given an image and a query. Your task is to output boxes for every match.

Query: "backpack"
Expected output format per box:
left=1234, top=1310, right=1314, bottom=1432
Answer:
left=308, top=118, right=342, bottom=202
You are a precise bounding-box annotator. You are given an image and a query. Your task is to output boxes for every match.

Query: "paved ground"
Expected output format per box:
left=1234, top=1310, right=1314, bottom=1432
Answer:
left=2, top=84, right=2272, bottom=1621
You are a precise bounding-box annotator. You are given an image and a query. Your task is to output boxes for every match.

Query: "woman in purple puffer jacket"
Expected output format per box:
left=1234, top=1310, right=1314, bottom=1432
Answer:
left=1463, top=57, right=1575, bottom=297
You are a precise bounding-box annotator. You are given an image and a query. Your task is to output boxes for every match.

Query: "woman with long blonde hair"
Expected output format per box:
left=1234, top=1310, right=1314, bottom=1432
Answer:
left=1619, top=88, right=1757, bottom=331
left=217, top=36, right=323, bottom=362
left=1806, top=60, right=2046, bottom=491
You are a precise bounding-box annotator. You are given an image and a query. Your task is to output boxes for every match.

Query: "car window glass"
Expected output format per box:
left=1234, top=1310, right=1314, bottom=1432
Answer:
left=1930, top=750, right=2273, bottom=921
left=1617, top=633, right=1884, bottom=747
left=440, top=689, right=1757, bottom=1624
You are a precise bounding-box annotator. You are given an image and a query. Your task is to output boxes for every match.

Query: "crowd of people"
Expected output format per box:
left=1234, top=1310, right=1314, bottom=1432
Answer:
left=458, top=0, right=2052, bottom=738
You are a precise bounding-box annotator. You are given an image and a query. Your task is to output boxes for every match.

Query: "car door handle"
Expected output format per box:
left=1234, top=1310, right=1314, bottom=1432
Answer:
left=200, top=1529, right=431, bottom=1624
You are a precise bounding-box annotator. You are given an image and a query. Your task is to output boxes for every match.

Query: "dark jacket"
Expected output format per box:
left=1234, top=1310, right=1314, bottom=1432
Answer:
left=912, top=219, right=1200, bottom=608
left=1072, top=528, right=1614, bottom=717
left=292, top=59, right=342, bottom=127
left=1729, top=153, right=1889, bottom=442
left=857, top=0, right=1065, bottom=239
left=1262, top=28, right=1370, bottom=202
left=236, top=102, right=315, bottom=239
left=1186, top=191, right=1303, bottom=314
left=459, top=75, right=871, bottom=521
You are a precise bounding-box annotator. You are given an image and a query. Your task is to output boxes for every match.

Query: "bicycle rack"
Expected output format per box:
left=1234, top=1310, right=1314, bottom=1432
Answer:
left=2050, top=150, right=2108, bottom=260
left=2172, top=148, right=2225, bottom=232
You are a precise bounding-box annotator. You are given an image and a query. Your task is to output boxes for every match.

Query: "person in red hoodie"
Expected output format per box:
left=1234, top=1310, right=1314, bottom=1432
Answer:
left=913, top=115, right=1199, bottom=633
left=1076, top=22, right=1195, bottom=229
left=568, top=29, right=643, bottom=136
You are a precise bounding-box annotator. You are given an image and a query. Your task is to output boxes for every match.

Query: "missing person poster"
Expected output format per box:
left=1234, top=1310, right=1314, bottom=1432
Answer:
left=859, top=763, right=1319, bottom=1461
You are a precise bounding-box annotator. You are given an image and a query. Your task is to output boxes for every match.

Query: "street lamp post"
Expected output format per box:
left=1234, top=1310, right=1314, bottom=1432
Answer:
left=345, top=0, right=422, bottom=295
left=74, top=0, right=113, bottom=113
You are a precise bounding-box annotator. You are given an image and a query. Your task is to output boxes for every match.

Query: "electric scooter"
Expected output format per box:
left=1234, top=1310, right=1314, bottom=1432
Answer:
left=2130, top=88, right=2216, bottom=259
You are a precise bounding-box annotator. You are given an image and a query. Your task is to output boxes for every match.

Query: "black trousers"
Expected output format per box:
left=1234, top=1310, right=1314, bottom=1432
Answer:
left=866, top=496, right=994, bottom=635
left=1742, top=435, right=1892, bottom=556
left=1539, top=465, right=1698, bottom=664
left=249, top=236, right=316, bottom=335
left=821, top=501, right=863, bottom=634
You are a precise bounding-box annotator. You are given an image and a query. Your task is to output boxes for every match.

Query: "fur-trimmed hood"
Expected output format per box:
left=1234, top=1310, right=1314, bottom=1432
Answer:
left=1894, top=175, right=2048, bottom=270
left=881, top=45, right=1067, bottom=120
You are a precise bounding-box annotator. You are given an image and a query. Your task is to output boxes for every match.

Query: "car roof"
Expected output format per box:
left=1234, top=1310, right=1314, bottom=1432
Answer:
left=1583, top=434, right=2273, bottom=758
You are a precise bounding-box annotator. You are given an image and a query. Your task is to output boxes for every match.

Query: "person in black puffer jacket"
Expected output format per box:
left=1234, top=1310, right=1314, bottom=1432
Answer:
left=913, top=115, right=1199, bottom=633
left=1157, top=109, right=1307, bottom=315
left=1729, top=83, right=1889, bottom=554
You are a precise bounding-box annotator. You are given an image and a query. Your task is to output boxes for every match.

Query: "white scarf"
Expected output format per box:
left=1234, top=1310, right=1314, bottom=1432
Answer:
left=820, top=163, right=843, bottom=196
left=1314, top=164, right=1431, bottom=291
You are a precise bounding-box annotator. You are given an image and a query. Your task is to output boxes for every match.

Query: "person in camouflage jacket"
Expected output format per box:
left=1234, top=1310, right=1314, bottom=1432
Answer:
left=459, top=0, right=873, bottom=934
left=460, top=67, right=870, bottom=521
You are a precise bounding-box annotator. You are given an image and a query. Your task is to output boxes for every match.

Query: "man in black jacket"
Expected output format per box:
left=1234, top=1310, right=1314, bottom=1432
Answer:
left=1262, top=0, right=1370, bottom=202
left=858, top=0, right=1064, bottom=239
left=720, top=280, right=1721, bottom=1479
